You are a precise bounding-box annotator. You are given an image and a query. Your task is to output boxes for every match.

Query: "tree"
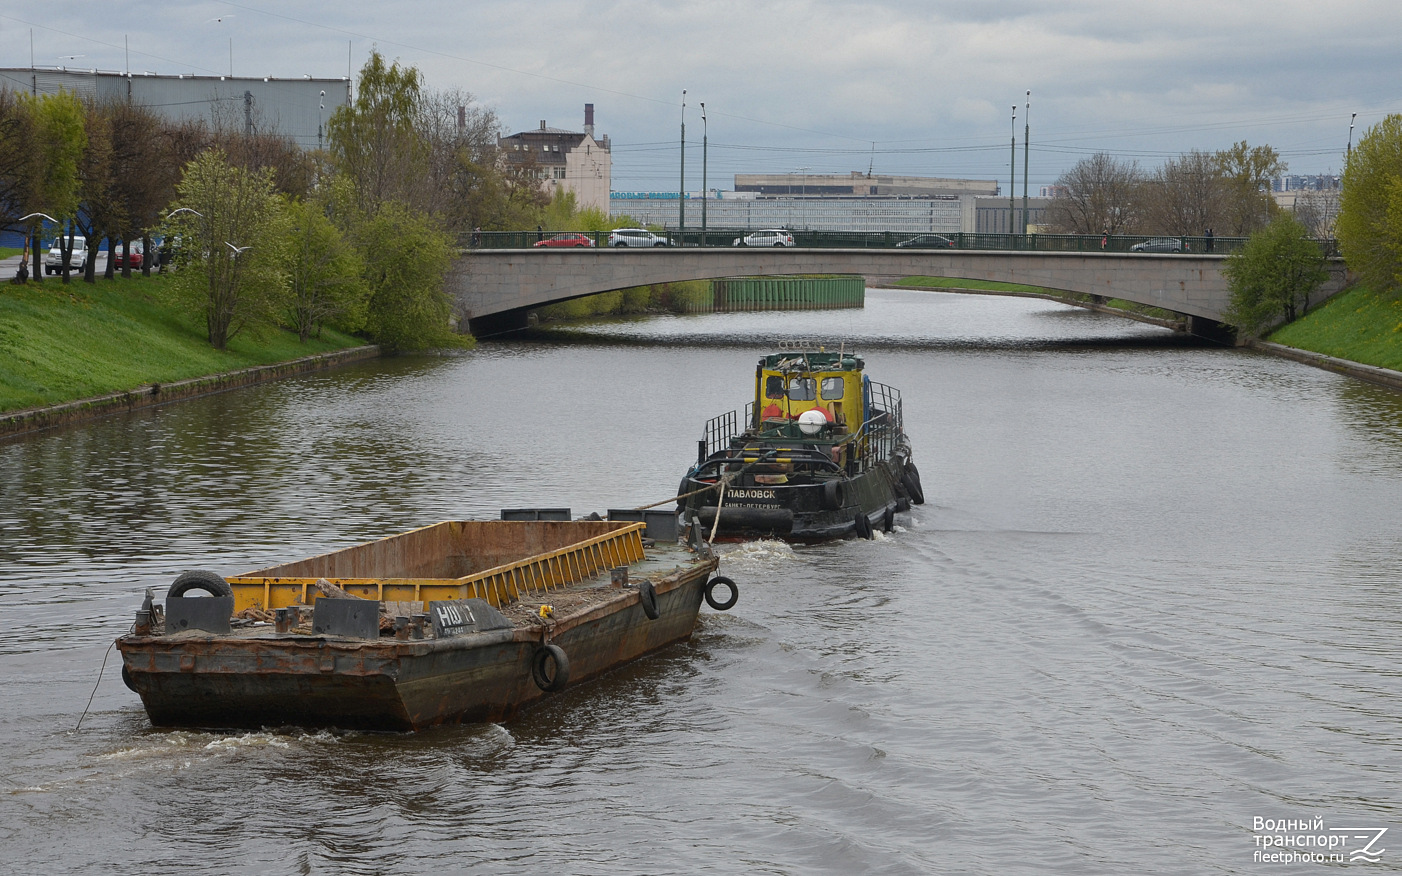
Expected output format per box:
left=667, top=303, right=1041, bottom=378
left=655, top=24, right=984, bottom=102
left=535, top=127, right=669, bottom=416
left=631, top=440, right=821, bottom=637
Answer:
left=166, top=150, right=287, bottom=350
left=1336, top=114, right=1402, bottom=295
left=419, top=86, right=501, bottom=227
left=1214, top=141, right=1285, bottom=236
left=0, top=89, right=36, bottom=240
left=1223, top=214, right=1328, bottom=335
left=354, top=200, right=456, bottom=351
left=327, top=52, right=430, bottom=214
left=25, top=90, right=86, bottom=283
left=1044, top=152, right=1144, bottom=235
left=1290, top=187, right=1341, bottom=241
left=1141, top=150, right=1229, bottom=236
left=283, top=196, right=366, bottom=341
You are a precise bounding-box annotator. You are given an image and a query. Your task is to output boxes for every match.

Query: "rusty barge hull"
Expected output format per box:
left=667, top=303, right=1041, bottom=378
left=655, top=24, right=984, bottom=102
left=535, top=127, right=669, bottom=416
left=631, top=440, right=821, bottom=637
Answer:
left=116, top=520, right=723, bottom=732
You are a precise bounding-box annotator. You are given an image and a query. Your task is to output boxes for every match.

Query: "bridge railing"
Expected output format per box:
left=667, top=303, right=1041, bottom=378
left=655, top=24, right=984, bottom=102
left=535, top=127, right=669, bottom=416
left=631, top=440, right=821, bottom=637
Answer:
left=465, top=229, right=1338, bottom=255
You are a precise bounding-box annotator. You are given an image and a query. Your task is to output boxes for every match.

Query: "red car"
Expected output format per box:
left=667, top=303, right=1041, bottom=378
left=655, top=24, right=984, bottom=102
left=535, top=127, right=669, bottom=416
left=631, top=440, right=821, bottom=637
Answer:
left=534, top=233, right=595, bottom=248
left=113, top=241, right=144, bottom=269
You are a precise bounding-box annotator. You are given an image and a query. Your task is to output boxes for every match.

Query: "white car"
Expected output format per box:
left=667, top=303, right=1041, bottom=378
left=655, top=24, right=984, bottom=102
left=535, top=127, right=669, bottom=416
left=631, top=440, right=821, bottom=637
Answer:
left=733, top=229, right=795, bottom=247
left=607, top=228, right=670, bottom=247
left=45, top=237, right=88, bottom=274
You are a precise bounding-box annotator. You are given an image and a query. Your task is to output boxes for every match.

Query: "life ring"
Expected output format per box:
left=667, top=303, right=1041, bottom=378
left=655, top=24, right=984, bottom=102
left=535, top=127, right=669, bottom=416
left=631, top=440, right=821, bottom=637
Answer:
left=821, top=480, right=845, bottom=510
left=704, top=576, right=739, bottom=611
left=854, top=512, right=874, bottom=540
left=902, top=463, right=925, bottom=505
left=638, top=580, right=660, bottom=620
left=168, top=570, right=234, bottom=599
left=530, top=643, right=570, bottom=692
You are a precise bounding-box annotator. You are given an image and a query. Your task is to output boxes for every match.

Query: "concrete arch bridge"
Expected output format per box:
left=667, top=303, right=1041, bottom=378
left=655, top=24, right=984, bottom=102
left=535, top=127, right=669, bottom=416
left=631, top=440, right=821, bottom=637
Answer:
left=449, top=248, right=1347, bottom=338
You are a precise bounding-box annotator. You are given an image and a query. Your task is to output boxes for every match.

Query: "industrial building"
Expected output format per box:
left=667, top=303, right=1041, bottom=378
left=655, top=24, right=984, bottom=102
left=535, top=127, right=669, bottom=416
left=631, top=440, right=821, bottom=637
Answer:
left=611, top=172, right=1049, bottom=235
left=498, top=105, right=613, bottom=213
left=0, top=67, right=349, bottom=151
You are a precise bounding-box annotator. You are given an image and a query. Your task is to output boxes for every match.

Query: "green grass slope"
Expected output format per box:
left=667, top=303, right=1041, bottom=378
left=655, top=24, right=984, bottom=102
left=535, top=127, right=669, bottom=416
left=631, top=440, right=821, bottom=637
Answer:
left=0, top=274, right=365, bottom=412
left=1268, top=285, right=1402, bottom=372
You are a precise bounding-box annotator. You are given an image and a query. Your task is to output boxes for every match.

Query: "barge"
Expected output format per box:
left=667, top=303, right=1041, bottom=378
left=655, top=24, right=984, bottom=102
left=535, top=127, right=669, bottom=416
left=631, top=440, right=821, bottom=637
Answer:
left=678, top=346, right=923, bottom=541
left=116, top=516, right=737, bottom=731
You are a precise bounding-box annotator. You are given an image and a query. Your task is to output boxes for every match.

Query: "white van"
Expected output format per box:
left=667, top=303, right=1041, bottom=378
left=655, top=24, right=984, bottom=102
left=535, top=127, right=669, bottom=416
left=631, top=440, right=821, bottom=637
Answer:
left=45, top=237, right=88, bottom=274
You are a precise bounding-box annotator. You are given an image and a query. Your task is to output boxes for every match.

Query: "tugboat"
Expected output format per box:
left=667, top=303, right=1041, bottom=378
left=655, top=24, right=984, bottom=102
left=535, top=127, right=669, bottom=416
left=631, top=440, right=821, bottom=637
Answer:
left=678, top=345, right=923, bottom=541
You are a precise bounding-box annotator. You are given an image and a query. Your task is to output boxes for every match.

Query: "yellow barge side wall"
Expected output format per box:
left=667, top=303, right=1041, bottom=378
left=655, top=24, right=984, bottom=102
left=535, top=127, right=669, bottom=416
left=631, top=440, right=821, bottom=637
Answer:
left=224, top=520, right=646, bottom=613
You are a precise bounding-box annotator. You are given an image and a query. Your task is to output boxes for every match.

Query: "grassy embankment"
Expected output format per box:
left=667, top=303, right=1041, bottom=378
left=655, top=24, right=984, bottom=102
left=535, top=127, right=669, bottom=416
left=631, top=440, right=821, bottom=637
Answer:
left=0, top=272, right=365, bottom=412
left=1267, top=284, right=1402, bottom=371
left=893, top=276, right=1178, bottom=320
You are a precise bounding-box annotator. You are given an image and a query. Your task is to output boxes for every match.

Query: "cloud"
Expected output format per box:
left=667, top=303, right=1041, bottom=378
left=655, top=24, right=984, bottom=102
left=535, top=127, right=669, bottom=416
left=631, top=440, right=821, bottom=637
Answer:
left=3, top=0, right=1398, bottom=188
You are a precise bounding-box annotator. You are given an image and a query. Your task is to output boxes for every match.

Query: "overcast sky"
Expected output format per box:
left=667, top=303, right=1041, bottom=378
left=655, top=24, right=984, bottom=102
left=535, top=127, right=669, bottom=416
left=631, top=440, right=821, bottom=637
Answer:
left=4, top=1, right=1398, bottom=195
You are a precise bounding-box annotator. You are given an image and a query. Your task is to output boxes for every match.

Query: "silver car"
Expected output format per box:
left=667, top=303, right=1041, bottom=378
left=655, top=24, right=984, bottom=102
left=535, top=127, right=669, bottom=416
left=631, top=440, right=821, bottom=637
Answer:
left=607, top=228, right=669, bottom=247
left=733, top=229, right=795, bottom=247
left=1130, top=237, right=1184, bottom=253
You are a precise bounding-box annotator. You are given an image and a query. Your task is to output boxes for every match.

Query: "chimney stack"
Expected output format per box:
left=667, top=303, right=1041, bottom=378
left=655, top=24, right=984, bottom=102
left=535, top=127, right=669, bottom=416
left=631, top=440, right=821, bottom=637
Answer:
left=539, top=120, right=546, bottom=130
left=584, top=103, right=595, bottom=137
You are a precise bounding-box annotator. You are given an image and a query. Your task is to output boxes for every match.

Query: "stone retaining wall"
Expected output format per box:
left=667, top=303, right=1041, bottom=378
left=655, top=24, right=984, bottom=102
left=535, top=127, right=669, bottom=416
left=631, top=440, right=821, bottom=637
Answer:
left=0, top=345, right=382, bottom=439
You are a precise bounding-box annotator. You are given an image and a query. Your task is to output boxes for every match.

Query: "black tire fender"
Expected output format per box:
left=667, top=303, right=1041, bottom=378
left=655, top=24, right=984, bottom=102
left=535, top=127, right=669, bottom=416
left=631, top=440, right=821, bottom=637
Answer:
left=902, top=463, right=925, bottom=505
left=531, top=643, right=570, bottom=692
left=821, top=480, right=845, bottom=511
left=855, top=512, right=874, bottom=540
left=883, top=507, right=895, bottom=532
left=168, top=569, right=233, bottom=599
left=704, top=575, right=739, bottom=611
left=638, top=580, right=660, bottom=620
left=121, top=665, right=138, bottom=692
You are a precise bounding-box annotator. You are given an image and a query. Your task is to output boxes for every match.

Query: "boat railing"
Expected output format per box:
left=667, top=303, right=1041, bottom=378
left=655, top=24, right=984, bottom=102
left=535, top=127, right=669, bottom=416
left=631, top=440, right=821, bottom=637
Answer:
left=852, top=383, right=904, bottom=471
left=700, top=408, right=743, bottom=461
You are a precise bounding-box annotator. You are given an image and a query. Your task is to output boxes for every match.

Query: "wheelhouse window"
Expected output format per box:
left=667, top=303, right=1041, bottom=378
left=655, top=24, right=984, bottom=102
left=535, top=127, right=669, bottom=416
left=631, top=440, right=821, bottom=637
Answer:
left=820, top=376, right=844, bottom=400
left=788, top=377, right=817, bottom=401
left=765, top=376, right=786, bottom=399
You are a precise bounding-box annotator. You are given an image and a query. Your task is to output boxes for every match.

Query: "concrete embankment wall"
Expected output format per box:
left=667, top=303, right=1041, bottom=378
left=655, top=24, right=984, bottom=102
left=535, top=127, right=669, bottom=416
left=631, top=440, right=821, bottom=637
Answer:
left=1248, top=341, right=1402, bottom=393
left=0, top=345, right=382, bottom=440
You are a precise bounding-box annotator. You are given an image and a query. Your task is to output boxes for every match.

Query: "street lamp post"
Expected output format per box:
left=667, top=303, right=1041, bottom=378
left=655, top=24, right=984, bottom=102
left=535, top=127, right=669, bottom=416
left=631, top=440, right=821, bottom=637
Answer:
left=1009, top=105, right=1017, bottom=241
left=318, top=90, right=325, bottom=151
left=14, top=211, right=56, bottom=282
left=679, top=90, right=686, bottom=241
left=1022, top=91, right=1030, bottom=238
left=700, top=102, right=708, bottom=247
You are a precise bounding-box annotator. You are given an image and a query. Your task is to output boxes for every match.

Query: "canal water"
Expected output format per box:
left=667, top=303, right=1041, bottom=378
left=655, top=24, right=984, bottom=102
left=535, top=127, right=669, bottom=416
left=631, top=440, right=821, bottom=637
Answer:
left=2, top=289, right=1400, bottom=874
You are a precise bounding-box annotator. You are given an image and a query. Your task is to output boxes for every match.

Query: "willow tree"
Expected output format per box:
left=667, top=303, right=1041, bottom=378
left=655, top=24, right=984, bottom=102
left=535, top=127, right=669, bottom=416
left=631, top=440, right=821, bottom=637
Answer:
left=327, top=51, right=430, bottom=214
left=167, top=150, right=286, bottom=349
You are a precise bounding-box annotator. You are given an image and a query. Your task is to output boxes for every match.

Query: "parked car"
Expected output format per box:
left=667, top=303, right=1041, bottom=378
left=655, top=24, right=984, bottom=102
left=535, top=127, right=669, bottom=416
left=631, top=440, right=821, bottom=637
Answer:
left=607, top=228, right=669, bottom=247
left=895, top=234, right=955, bottom=248
left=113, top=240, right=144, bottom=269
left=534, top=232, right=595, bottom=248
left=1130, top=237, right=1184, bottom=253
left=44, top=237, right=87, bottom=274
left=733, top=229, right=795, bottom=247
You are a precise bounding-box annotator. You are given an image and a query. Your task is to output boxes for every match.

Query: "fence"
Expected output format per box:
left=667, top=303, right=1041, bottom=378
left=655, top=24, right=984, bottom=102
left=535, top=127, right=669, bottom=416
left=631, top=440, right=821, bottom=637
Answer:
left=468, top=229, right=1309, bottom=255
